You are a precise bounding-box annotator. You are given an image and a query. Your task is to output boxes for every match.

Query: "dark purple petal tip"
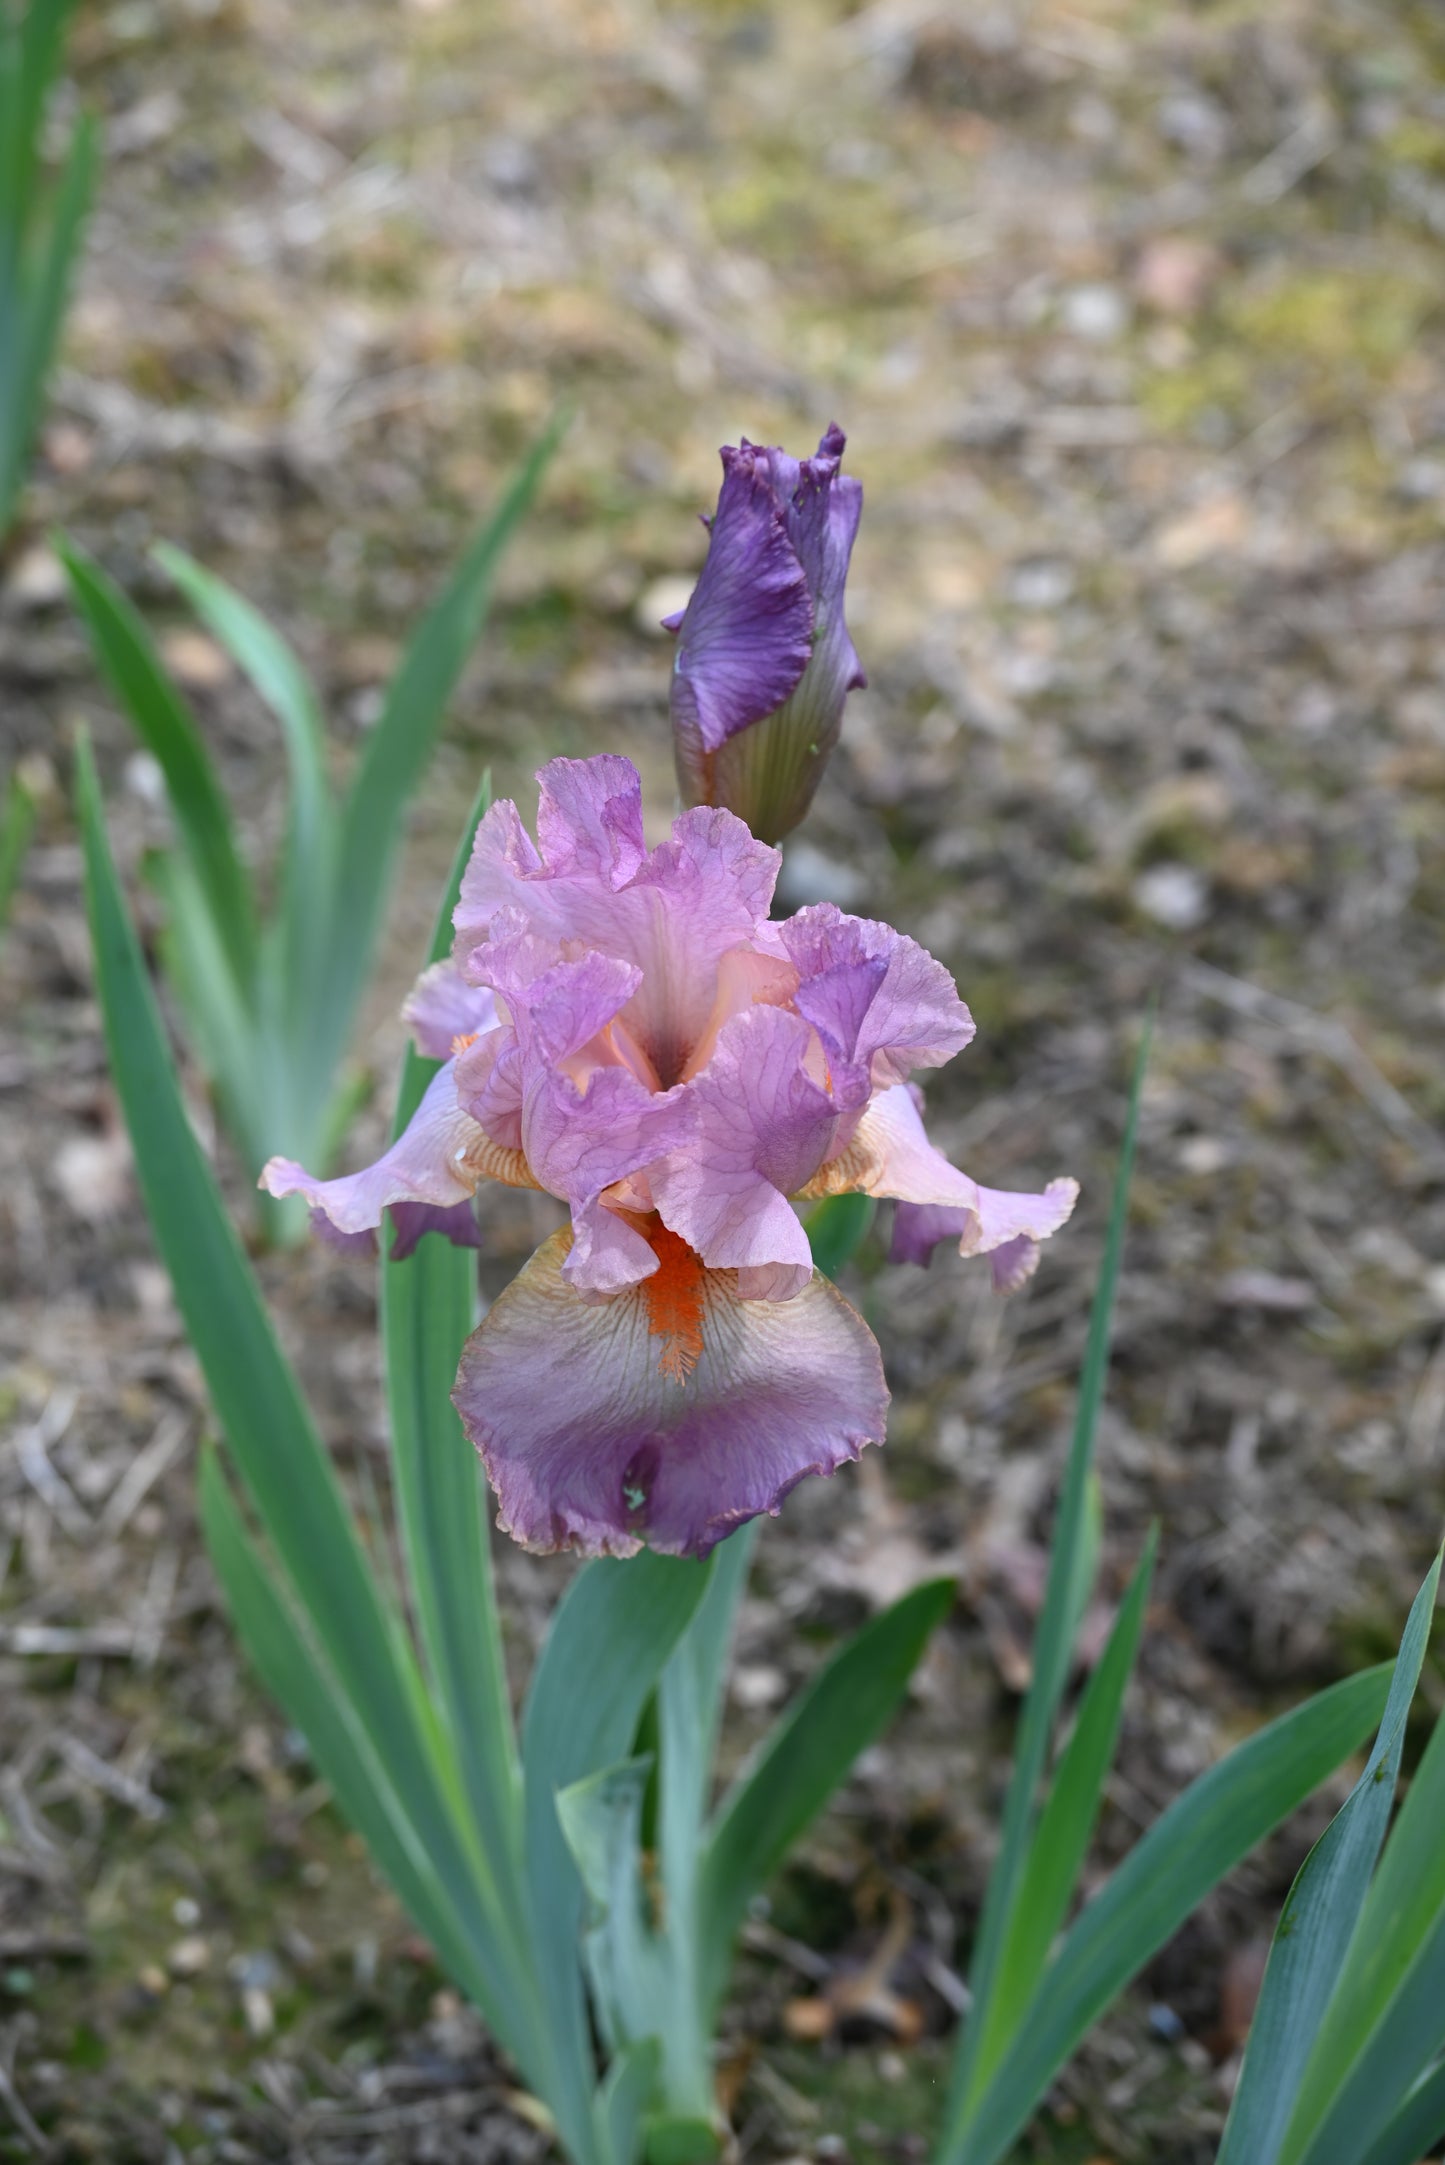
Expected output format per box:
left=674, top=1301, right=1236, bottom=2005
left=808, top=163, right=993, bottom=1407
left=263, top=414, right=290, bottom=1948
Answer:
left=670, top=425, right=865, bottom=843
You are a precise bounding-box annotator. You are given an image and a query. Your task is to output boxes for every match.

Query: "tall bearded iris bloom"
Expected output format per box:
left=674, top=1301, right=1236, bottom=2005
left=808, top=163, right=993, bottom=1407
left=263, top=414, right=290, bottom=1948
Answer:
left=667, top=424, right=865, bottom=844
left=262, top=757, right=1076, bottom=1558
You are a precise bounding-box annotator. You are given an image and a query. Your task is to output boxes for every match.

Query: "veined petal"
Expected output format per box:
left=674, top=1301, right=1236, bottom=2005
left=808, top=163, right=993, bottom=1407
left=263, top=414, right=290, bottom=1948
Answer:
left=669, top=443, right=816, bottom=756
left=781, top=904, right=974, bottom=1087
left=401, top=960, right=500, bottom=1061
left=453, top=1226, right=888, bottom=1558
left=806, top=1082, right=1077, bottom=1280
left=649, top=1005, right=834, bottom=1300
left=389, top=1199, right=483, bottom=1261
left=260, top=1063, right=534, bottom=1235
left=456, top=758, right=781, bottom=1088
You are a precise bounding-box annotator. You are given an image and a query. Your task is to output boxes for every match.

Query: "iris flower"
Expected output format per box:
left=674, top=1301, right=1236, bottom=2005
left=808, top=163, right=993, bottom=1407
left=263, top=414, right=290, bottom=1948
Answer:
left=263, top=757, right=1076, bottom=1558
left=667, top=424, right=865, bottom=844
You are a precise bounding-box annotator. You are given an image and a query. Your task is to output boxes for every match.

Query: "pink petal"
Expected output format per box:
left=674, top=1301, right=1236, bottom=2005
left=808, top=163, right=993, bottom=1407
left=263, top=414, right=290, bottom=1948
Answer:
left=534, top=753, right=647, bottom=887
left=453, top=1226, right=888, bottom=1558
left=455, top=759, right=780, bottom=1089
left=260, top=1064, right=528, bottom=1235
left=781, top=905, right=975, bottom=1089
left=401, top=961, right=500, bottom=1061
left=649, top=1005, right=835, bottom=1301
left=852, top=1084, right=1078, bottom=1276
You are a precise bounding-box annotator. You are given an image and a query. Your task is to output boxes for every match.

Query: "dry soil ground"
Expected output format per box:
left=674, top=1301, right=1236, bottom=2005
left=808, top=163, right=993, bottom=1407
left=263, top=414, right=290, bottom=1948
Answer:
left=3, top=0, right=1445, bottom=2158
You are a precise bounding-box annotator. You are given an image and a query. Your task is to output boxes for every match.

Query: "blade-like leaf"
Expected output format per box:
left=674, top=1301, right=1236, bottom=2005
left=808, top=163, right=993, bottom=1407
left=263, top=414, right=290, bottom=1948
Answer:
left=198, top=1447, right=505, bottom=2030
left=75, top=738, right=523, bottom=2047
left=1285, top=1589, right=1445, bottom=2165
left=0, top=767, right=36, bottom=928
left=144, top=847, right=269, bottom=1170
left=947, top=1020, right=1150, bottom=2126
left=698, top=1574, right=954, bottom=2015
left=659, top=1523, right=758, bottom=1902
left=6, top=109, right=94, bottom=524
left=943, top=1664, right=1391, bottom=2165
left=804, top=1191, right=875, bottom=1278
left=1220, top=1552, right=1442, bottom=2165
left=3, top=0, right=78, bottom=230
left=63, top=542, right=258, bottom=997
left=557, top=1757, right=662, bottom=2054
left=594, top=2039, right=661, bottom=2165
left=1296, top=1912, right=1445, bottom=2165
left=382, top=774, right=520, bottom=1923
left=1, top=0, right=91, bottom=533
left=151, top=541, right=335, bottom=1060
left=1353, top=2060, right=1445, bottom=2165
left=523, top=1553, right=710, bottom=2165
left=969, top=1526, right=1158, bottom=2099
left=320, top=416, right=564, bottom=1073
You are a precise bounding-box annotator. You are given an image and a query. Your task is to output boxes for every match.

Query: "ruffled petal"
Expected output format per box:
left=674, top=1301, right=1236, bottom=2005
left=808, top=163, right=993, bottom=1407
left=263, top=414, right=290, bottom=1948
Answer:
left=260, top=1063, right=487, bottom=1234
left=401, top=961, right=500, bottom=1061
left=389, top=1199, right=482, bottom=1262
left=649, top=1005, right=834, bottom=1300
left=456, top=759, right=781, bottom=1090
left=826, top=1084, right=1077, bottom=1279
left=889, top=1209, right=1053, bottom=1293
left=533, top=753, right=648, bottom=887
left=453, top=1226, right=888, bottom=1558
left=261, top=1064, right=536, bottom=1236
left=669, top=443, right=816, bottom=757
left=781, top=904, right=975, bottom=1087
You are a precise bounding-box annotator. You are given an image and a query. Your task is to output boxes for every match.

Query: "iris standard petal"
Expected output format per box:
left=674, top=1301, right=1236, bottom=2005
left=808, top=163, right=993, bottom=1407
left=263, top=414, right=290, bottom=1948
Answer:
left=782, top=904, right=975, bottom=1086
left=457, top=759, right=781, bottom=1088
left=648, top=1004, right=834, bottom=1299
left=453, top=1225, right=888, bottom=1558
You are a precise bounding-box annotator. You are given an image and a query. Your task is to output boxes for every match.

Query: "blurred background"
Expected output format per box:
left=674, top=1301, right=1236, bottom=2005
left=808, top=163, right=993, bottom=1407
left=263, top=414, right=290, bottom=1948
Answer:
left=3, top=0, right=1445, bottom=2157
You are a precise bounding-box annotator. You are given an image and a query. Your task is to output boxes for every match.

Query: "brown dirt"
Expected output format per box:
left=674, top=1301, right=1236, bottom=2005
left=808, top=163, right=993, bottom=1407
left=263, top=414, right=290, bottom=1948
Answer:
left=3, top=0, right=1445, bottom=2157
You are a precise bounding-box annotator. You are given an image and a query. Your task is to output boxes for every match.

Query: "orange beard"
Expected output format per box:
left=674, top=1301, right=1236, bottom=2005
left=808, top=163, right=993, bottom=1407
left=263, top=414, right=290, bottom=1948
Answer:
left=641, top=1222, right=707, bottom=1384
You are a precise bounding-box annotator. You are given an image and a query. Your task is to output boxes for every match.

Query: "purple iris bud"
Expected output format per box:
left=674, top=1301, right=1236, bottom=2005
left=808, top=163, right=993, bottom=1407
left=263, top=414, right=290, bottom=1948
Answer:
left=667, top=424, right=866, bottom=845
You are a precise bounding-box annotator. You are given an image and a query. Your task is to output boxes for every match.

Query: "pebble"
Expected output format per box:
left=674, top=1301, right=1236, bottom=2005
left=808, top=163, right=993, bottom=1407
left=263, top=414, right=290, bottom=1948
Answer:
left=160, top=629, right=230, bottom=691
left=4, top=545, right=67, bottom=612
left=241, top=1986, right=275, bottom=2039
left=167, top=1936, right=210, bottom=1978
left=1061, top=283, right=1129, bottom=342
left=1132, top=863, right=1209, bottom=930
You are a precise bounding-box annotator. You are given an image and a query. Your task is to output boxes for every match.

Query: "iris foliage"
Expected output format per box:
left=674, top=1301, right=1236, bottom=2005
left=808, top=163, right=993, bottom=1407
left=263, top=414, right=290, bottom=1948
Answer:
left=62, top=414, right=560, bottom=1240
left=75, top=735, right=1433, bottom=2160
left=0, top=0, right=94, bottom=542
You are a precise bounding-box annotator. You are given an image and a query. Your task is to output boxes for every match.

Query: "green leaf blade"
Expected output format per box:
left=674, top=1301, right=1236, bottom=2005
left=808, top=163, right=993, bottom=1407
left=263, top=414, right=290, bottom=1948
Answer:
left=75, top=738, right=523, bottom=2053
left=151, top=541, right=336, bottom=1065
left=968, top=1525, right=1158, bottom=2101
left=948, top=1663, right=1392, bottom=2165
left=522, top=1552, right=710, bottom=2165
left=1221, top=1552, right=1443, bottom=2165
left=63, top=542, right=259, bottom=997
left=322, top=417, right=563, bottom=1076
left=947, top=1020, right=1150, bottom=2129
left=382, top=774, right=521, bottom=1924
left=698, top=1574, right=953, bottom=2016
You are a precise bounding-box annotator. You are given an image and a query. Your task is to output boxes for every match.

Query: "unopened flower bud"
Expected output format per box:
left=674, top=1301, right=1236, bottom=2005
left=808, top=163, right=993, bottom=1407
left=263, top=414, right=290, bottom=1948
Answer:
left=666, top=424, right=865, bottom=845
